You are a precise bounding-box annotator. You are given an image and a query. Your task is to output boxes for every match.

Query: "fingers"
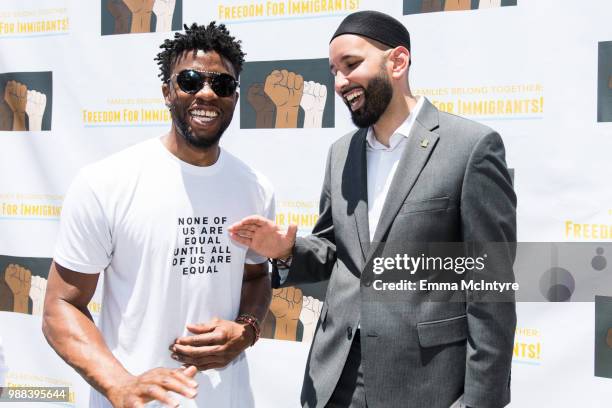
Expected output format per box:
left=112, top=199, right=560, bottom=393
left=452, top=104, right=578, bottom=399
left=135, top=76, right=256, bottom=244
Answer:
left=294, top=74, right=304, bottom=92
left=287, top=224, right=298, bottom=240
left=175, top=353, right=225, bottom=368
left=155, top=375, right=197, bottom=401
left=228, top=232, right=251, bottom=247
left=185, top=322, right=216, bottom=335
left=279, top=69, right=288, bottom=86
left=142, top=384, right=180, bottom=408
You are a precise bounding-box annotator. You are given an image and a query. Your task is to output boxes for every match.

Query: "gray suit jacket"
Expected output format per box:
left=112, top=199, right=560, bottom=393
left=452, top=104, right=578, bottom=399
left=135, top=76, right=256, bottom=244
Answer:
left=282, top=99, right=517, bottom=408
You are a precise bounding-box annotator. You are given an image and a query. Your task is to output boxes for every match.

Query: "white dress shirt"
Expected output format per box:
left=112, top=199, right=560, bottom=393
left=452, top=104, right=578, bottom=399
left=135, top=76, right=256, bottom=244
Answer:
left=366, top=96, right=425, bottom=242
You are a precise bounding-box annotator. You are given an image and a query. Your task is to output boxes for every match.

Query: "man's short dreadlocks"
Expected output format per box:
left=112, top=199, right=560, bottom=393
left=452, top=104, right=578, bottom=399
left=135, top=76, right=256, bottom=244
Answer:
left=155, top=22, right=246, bottom=82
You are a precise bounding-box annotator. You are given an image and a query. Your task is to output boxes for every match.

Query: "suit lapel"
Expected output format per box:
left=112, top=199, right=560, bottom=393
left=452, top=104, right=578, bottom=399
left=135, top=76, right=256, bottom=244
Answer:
left=347, top=128, right=371, bottom=261
left=368, top=100, right=440, bottom=260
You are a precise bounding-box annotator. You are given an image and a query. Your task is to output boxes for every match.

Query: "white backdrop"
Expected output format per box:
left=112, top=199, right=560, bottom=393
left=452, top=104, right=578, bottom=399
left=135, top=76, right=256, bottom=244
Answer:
left=1, top=0, right=612, bottom=406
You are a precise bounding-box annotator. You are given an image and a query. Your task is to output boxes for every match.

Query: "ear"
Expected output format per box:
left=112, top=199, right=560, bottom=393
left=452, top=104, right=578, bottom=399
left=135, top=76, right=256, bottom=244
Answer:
left=162, top=81, right=172, bottom=107
left=389, top=46, right=410, bottom=80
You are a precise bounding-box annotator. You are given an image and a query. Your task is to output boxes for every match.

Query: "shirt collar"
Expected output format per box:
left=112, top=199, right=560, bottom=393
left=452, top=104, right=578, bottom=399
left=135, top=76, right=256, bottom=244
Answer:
left=366, top=96, right=425, bottom=151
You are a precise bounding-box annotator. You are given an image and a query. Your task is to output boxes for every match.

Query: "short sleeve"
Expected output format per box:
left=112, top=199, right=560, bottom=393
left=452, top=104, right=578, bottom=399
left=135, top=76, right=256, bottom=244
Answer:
left=53, top=170, right=112, bottom=274
left=245, top=189, right=275, bottom=265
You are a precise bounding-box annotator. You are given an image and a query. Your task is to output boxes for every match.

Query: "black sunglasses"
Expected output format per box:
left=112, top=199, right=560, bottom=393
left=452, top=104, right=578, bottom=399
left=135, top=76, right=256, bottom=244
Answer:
left=169, top=69, right=239, bottom=97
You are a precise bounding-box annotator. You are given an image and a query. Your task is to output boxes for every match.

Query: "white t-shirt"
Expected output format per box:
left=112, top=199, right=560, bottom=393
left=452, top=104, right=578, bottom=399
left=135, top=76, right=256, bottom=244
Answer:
left=54, top=137, right=274, bottom=408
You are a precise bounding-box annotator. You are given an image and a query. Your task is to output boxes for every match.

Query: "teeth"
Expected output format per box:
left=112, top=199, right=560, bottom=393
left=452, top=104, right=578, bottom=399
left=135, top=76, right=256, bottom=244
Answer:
left=190, top=110, right=218, bottom=118
left=345, top=90, right=363, bottom=102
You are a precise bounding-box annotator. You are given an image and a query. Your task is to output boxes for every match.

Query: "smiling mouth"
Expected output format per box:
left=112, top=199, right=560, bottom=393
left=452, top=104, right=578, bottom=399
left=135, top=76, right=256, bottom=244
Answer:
left=343, top=88, right=365, bottom=111
left=189, top=108, right=219, bottom=126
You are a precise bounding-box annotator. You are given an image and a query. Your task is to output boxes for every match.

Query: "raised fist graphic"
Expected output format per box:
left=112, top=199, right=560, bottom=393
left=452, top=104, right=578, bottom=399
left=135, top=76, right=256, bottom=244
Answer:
left=299, top=296, right=323, bottom=342
left=4, top=81, right=27, bottom=131
left=29, top=275, right=48, bottom=316
left=269, top=287, right=303, bottom=341
left=264, top=69, right=303, bottom=128
left=152, top=0, right=176, bottom=32
left=299, top=81, right=327, bottom=128
left=5, top=264, right=32, bottom=314
left=123, top=0, right=155, bottom=33
left=247, top=83, right=275, bottom=128
left=25, top=90, right=46, bottom=131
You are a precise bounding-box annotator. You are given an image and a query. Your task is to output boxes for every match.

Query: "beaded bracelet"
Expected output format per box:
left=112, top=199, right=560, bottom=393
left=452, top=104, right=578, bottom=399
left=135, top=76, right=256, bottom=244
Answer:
left=236, top=313, right=261, bottom=346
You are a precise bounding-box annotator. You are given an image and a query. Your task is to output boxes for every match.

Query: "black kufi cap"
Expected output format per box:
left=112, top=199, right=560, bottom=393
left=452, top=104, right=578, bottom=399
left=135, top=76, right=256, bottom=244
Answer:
left=330, top=10, right=410, bottom=51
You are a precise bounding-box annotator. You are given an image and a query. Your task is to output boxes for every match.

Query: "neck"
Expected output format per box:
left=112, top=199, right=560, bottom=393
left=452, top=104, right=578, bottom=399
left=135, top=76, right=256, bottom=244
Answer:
left=162, top=126, right=220, bottom=167
left=372, top=91, right=418, bottom=147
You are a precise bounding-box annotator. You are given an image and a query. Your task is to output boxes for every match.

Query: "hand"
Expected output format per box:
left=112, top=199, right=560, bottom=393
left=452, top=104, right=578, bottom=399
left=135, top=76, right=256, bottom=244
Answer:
left=264, top=69, right=303, bottom=128
left=247, top=83, right=275, bottom=128
left=107, top=0, right=131, bottom=34
left=152, top=0, right=176, bottom=32
left=228, top=215, right=297, bottom=259
left=299, top=81, right=327, bottom=128
left=107, top=366, right=198, bottom=408
left=607, top=328, right=612, bottom=349
left=444, top=0, right=471, bottom=11
left=269, top=287, right=302, bottom=341
left=123, top=0, right=154, bottom=33
left=5, top=264, right=32, bottom=314
left=0, top=101, right=12, bottom=131
left=299, top=296, right=322, bottom=342
left=170, top=318, right=253, bottom=370
left=4, top=81, right=27, bottom=130
left=29, top=275, right=48, bottom=316
left=25, top=90, right=46, bottom=131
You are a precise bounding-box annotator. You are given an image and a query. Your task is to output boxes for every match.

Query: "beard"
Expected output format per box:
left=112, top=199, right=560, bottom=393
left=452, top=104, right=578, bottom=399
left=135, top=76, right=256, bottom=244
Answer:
left=347, top=70, right=393, bottom=128
left=170, top=104, right=233, bottom=149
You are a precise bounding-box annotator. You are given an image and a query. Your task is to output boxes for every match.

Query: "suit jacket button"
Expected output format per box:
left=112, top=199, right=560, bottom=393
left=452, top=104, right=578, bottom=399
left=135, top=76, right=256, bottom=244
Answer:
left=347, top=326, right=353, bottom=340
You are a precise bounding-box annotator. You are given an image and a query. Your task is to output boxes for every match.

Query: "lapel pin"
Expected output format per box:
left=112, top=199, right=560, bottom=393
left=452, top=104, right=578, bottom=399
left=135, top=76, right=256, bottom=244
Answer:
left=420, top=139, right=429, bottom=148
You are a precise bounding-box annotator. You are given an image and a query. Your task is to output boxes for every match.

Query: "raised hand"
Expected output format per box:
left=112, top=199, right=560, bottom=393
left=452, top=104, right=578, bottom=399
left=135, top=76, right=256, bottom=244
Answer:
left=108, top=366, right=198, bottom=408
left=25, top=90, right=46, bottom=131
left=29, top=275, right=48, bottom=316
left=152, top=0, right=176, bottom=32
left=107, top=0, right=131, bottom=34
left=264, top=69, right=303, bottom=128
left=269, top=287, right=303, bottom=341
left=247, top=83, right=275, bottom=128
left=300, top=81, right=327, bottom=128
left=123, top=0, right=155, bottom=33
left=4, top=81, right=27, bottom=131
left=228, top=215, right=297, bottom=260
left=5, top=264, right=32, bottom=314
left=299, top=296, right=322, bottom=342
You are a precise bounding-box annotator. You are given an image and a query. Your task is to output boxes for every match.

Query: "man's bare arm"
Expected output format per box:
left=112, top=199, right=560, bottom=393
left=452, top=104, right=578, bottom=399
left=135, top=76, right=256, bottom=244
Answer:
left=43, top=261, right=198, bottom=407
left=239, top=262, right=272, bottom=324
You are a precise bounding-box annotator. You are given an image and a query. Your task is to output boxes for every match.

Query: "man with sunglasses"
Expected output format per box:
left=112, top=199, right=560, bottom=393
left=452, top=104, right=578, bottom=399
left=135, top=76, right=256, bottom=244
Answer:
left=230, top=10, right=516, bottom=408
left=43, top=22, right=273, bottom=408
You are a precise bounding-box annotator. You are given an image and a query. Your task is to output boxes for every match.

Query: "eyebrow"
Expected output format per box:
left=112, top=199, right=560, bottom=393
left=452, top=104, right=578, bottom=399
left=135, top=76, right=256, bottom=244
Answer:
left=329, top=54, right=360, bottom=72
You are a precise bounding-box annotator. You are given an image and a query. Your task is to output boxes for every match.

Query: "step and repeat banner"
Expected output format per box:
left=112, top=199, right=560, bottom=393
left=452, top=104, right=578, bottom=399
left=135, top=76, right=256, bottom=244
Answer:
left=1, top=0, right=612, bottom=406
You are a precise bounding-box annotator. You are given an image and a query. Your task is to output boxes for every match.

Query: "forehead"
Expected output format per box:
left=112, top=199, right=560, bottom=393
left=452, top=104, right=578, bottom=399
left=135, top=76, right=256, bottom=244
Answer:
left=329, top=34, right=384, bottom=65
left=171, top=49, right=235, bottom=76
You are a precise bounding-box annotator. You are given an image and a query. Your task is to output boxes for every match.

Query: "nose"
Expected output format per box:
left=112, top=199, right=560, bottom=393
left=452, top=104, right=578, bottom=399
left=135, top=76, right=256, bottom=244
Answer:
left=195, top=81, right=217, bottom=99
left=334, top=71, right=349, bottom=95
